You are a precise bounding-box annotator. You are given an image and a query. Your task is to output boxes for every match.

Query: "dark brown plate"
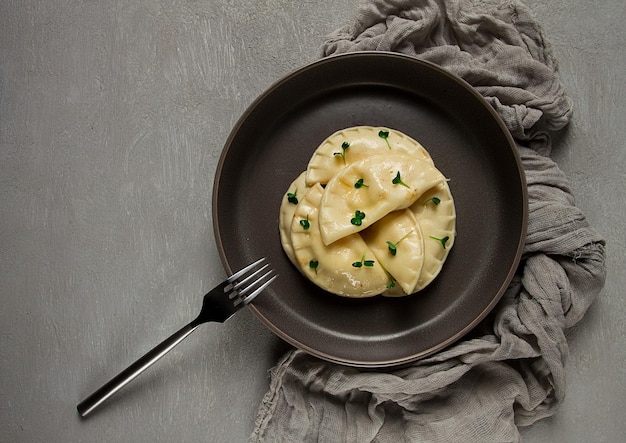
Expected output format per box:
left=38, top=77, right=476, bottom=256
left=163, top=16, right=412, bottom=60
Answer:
left=212, top=52, right=527, bottom=367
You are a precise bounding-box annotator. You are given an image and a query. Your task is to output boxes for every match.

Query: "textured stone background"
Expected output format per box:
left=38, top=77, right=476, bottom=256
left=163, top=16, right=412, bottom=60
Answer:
left=1, top=1, right=624, bottom=441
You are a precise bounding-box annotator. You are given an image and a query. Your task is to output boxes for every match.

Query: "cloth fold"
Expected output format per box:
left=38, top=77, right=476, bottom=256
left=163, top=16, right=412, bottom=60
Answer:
left=251, top=1, right=606, bottom=441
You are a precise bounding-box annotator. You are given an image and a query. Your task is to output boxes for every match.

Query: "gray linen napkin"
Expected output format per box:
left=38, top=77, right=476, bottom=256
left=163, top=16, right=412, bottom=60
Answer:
left=251, top=1, right=606, bottom=442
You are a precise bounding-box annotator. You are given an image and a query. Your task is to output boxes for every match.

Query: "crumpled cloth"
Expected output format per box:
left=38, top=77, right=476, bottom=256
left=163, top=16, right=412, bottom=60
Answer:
left=251, top=1, right=606, bottom=442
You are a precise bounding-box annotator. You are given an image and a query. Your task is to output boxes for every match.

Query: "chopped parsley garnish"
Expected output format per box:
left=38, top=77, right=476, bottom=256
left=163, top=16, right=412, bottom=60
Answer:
left=299, top=215, right=310, bottom=230
left=333, top=141, right=350, bottom=164
left=386, top=230, right=414, bottom=256
left=429, top=235, right=450, bottom=249
left=350, top=210, right=366, bottom=226
left=392, top=171, right=410, bottom=188
left=287, top=189, right=298, bottom=204
left=309, top=259, right=319, bottom=273
left=378, top=130, right=391, bottom=149
left=354, top=178, right=369, bottom=189
left=352, top=255, right=375, bottom=268
left=424, top=196, right=441, bottom=205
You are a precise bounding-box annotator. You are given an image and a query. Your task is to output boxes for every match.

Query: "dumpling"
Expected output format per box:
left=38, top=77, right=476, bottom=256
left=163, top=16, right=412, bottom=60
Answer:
left=409, top=181, right=457, bottom=291
left=305, top=126, right=433, bottom=186
left=360, top=209, right=425, bottom=295
left=290, top=183, right=390, bottom=297
left=319, top=154, right=446, bottom=245
left=278, top=172, right=309, bottom=266
left=278, top=126, right=456, bottom=298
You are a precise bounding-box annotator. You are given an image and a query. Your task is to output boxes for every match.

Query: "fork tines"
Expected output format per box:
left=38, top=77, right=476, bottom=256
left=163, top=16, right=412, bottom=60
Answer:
left=226, top=257, right=276, bottom=305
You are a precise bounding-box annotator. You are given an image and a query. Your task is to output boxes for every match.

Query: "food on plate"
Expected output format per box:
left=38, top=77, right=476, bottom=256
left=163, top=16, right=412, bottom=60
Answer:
left=278, top=172, right=307, bottom=266
left=319, top=154, right=446, bottom=245
left=409, top=181, right=456, bottom=291
left=279, top=126, right=456, bottom=297
left=289, top=184, right=389, bottom=297
left=306, top=126, right=433, bottom=185
left=359, top=209, right=424, bottom=296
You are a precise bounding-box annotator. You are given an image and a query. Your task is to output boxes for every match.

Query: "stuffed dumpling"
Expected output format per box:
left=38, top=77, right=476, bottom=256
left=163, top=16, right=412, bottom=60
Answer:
left=278, top=172, right=309, bottom=266
left=319, top=154, right=446, bottom=245
left=360, top=209, right=425, bottom=295
left=305, top=126, right=433, bottom=186
left=409, top=181, right=456, bottom=291
left=290, top=184, right=390, bottom=297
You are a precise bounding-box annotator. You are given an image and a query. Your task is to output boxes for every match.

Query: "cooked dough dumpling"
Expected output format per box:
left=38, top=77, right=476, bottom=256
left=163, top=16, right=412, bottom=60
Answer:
left=409, top=181, right=456, bottom=291
left=319, top=154, right=446, bottom=245
left=290, top=184, right=389, bottom=297
left=305, top=126, right=433, bottom=186
left=278, top=126, right=456, bottom=298
left=278, top=172, right=309, bottom=266
left=360, top=209, right=424, bottom=295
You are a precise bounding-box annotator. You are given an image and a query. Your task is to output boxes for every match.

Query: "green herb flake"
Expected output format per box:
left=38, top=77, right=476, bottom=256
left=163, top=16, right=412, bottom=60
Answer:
left=392, top=171, right=410, bottom=188
left=350, top=210, right=366, bottom=226
left=299, top=215, right=310, bottom=230
left=424, top=196, right=441, bottom=206
left=309, top=259, right=319, bottom=273
left=287, top=189, right=298, bottom=204
left=333, top=141, right=350, bottom=164
left=387, top=276, right=396, bottom=289
left=352, top=255, right=375, bottom=268
left=378, top=130, right=391, bottom=149
left=354, top=178, right=369, bottom=189
left=429, top=235, right=450, bottom=249
left=386, top=230, right=414, bottom=256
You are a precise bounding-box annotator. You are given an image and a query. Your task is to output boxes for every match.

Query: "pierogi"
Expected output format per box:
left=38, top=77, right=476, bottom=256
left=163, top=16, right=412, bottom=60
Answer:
left=279, top=126, right=456, bottom=298
left=306, top=126, right=433, bottom=186
left=290, top=184, right=389, bottom=297
left=278, top=172, right=308, bottom=266
left=319, top=155, right=446, bottom=245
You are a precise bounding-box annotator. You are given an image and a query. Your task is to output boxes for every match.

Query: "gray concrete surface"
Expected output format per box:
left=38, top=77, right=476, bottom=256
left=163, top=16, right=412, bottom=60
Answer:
left=1, top=0, right=623, bottom=442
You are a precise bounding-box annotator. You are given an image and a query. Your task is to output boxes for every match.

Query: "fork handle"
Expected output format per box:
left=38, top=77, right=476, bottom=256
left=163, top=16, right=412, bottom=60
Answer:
left=77, top=322, right=198, bottom=418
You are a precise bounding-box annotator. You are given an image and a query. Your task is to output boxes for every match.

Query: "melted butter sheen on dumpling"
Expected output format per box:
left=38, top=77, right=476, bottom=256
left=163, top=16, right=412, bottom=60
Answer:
left=290, top=184, right=389, bottom=298
left=305, top=126, right=433, bottom=186
left=319, top=154, right=446, bottom=245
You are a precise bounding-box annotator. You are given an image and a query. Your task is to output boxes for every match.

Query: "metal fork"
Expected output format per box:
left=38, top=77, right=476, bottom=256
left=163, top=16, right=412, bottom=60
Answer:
left=77, top=257, right=276, bottom=418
